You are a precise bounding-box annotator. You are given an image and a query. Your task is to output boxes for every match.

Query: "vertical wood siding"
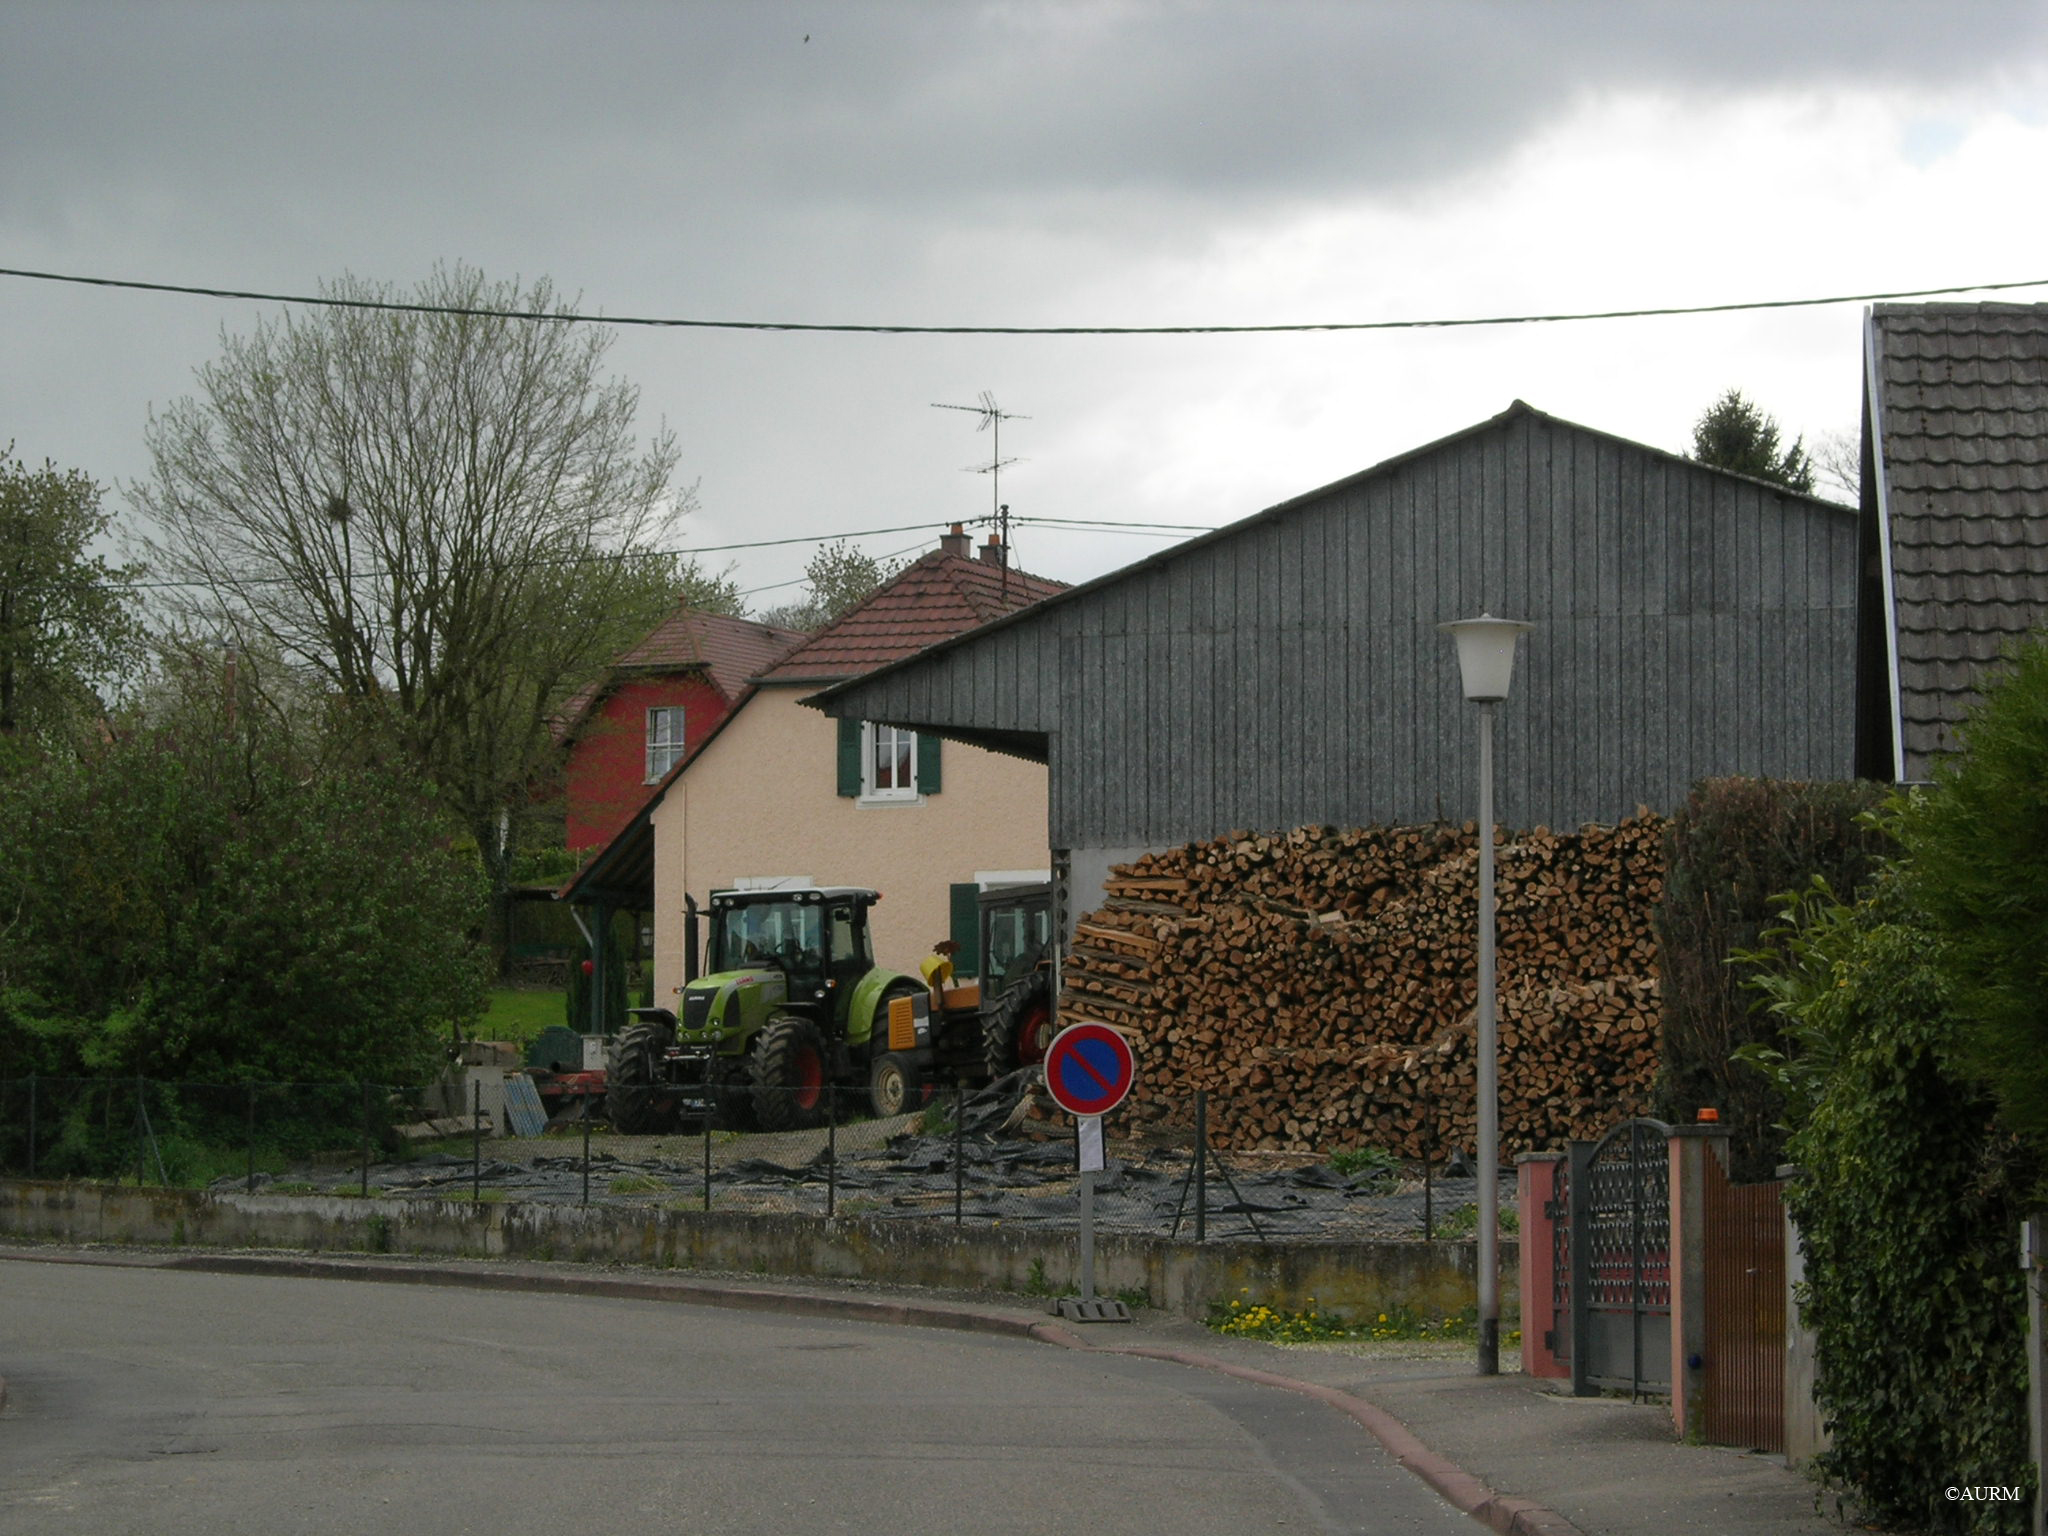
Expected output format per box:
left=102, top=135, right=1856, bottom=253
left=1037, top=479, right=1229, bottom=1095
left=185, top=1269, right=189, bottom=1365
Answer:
left=830, top=410, right=1860, bottom=849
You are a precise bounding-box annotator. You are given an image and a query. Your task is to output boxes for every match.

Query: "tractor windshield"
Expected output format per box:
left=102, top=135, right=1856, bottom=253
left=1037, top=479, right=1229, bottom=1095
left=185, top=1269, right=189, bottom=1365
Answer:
left=712, top=901, right=826, bottom=978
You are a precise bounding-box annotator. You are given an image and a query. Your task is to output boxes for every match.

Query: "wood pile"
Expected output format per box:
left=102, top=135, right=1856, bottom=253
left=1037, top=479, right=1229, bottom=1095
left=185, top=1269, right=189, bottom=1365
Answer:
left=1058, top=816, right=1666, bottom=1158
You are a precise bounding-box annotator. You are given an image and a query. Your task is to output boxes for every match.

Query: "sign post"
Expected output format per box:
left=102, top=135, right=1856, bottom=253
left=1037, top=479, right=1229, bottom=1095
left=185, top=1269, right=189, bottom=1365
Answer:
left=1043, top=1021, right=1137, bottom=1324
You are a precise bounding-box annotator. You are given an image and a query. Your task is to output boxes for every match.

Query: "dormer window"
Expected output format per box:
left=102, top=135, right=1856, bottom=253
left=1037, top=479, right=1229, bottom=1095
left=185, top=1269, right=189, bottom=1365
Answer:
left=646, top=706, right=686, bottom=782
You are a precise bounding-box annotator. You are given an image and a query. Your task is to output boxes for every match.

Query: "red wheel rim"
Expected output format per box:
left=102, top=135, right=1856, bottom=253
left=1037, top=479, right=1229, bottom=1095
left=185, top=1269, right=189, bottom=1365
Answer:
left=792, top=1047, right=824, bottom=1109
left=1016, top=1003, right=1052, bottom=1069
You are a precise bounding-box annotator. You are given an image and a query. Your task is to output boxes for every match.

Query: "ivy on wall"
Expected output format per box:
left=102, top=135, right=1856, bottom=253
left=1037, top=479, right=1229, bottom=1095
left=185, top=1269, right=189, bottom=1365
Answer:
left=1749, top=873, right=2035, bottom=1534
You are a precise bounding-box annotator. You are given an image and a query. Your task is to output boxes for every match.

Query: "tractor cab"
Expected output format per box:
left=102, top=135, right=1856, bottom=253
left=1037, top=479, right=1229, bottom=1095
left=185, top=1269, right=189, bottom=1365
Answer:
left=695, top=887, right=879, bottom=1029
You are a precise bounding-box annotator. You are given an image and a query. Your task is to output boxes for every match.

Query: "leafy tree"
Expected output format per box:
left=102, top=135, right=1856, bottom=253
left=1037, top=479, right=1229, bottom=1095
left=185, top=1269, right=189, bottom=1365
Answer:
left=1688, top=389, right=1816, bottom=494
left=1890, top=635, right=2048, bottom=1160
left=0, top=448, right=143, bottom=741
left=675, top=561, right=748, bottom=619
left=757, top=540, right=905, bottom=632
left=0, top=711, right=488, bottom=1091
left=132, top=264, right=697, bottom=956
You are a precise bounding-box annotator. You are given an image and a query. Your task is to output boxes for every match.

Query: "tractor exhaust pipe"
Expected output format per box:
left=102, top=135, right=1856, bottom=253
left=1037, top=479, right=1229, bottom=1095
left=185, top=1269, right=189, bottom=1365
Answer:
left=684, top=894, right=701, bottom=985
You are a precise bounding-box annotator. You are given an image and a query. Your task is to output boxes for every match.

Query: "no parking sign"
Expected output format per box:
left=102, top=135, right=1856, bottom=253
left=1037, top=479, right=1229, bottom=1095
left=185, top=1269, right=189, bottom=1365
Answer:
left=1043, top=1021, right=1135, bottom=1119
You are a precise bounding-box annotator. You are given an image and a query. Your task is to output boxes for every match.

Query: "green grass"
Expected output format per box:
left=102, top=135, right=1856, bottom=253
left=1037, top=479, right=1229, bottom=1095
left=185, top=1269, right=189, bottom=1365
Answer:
left=478, top=986, right=568, bottom=1049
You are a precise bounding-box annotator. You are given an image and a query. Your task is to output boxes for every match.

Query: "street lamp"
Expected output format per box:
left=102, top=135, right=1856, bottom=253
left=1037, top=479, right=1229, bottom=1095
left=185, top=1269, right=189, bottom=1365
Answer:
left=1437, top=612, right=1534, bottom=1376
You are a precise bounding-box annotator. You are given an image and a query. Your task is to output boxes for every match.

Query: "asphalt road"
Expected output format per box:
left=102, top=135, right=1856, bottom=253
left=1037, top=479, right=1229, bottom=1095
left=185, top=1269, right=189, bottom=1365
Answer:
left=0, top=1260, right=1469, bottom=1536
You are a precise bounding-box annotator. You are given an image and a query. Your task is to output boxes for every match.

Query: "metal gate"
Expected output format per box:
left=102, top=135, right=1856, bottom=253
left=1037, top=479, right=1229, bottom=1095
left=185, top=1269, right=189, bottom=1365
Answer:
left=1566, top=1118, right=1672, bottom=1397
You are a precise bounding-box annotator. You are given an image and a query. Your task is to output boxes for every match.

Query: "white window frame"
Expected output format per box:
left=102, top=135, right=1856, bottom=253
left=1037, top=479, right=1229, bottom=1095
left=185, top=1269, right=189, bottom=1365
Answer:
left=861, top=721, right=921, bottom=804
left=645, top=705, right=687, bottom=782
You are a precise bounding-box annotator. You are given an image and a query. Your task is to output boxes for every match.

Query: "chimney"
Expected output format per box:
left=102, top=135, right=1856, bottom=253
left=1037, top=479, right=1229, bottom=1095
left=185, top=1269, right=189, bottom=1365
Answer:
left=938, top=522, right=971, bottom=558
left=978, top=532, right=1008, bottom=567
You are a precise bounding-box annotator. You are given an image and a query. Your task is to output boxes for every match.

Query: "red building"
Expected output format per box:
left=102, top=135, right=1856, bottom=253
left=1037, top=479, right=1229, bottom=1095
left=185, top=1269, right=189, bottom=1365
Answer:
left=560, top=609, right=807, bottom=851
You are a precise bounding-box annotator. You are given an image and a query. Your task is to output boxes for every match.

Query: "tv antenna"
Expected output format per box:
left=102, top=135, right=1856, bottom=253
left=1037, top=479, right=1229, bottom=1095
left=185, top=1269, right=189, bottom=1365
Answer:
left=931, top=391, right=1028, bottom=531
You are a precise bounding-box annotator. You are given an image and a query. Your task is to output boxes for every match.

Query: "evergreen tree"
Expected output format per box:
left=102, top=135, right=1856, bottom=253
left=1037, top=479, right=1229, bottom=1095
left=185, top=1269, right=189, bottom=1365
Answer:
left=1688, top=389, right=1816, bottom=493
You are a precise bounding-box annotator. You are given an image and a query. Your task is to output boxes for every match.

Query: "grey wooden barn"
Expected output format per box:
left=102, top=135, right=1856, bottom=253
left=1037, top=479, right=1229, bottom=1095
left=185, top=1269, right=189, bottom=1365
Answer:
left=807, top=402, right=1862, bottom=909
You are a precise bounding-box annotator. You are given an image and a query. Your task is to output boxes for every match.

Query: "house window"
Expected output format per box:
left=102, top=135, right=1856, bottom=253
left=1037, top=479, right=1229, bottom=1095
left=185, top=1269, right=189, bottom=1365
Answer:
left=646, top=706, right=686, bottom=782
left=866, top=722, right=917, bottom=800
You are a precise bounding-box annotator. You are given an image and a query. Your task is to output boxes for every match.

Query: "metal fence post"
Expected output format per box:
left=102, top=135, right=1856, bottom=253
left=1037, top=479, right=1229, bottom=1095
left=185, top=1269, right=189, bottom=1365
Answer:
left=1423, top=1092, right=1434, bottom=1241
left=133, top=1075, right=146, bottom=1187
left=826, top=1086, right=838, bottom=1219
left=581, top=1116, right=591, bottom=1207
left=471, top=1078, right=482, bottom=1202
left=1194, top=1090, right=1208, bottom=1244
left=359, top=1081, right=372, bottom=1197
left=27, top=1074, right=37, bottom=1178
left=953, top=1082, right=965, bottom=1227
left=702, top=1086, right=713, bottom=1211
left=245, top=1082, right=257, bottom=1193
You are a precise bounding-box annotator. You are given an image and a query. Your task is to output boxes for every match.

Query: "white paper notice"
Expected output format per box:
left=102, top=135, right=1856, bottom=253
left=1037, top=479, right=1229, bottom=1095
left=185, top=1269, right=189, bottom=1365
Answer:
left=1077, top=1115, right=1105, bottom=1172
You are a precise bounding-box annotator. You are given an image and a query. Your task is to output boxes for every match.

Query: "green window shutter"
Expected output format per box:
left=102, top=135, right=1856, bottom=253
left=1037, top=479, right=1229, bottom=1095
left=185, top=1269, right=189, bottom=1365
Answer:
left=916, top=732, right=943, bottom=795
left=949, top=882, right=980, bottom=976
left=836, top=717, right=862, bottom=797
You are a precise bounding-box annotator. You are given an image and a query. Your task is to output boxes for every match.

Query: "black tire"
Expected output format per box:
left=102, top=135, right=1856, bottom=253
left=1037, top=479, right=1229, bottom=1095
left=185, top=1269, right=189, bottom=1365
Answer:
left=982, top=970, right=1054, bottom=1078
left=867, top=1051, right=924, bottom=1119
left=607, top=1017, right=678, bottom=1134
left=752, top=1014, right=829, bottom=1131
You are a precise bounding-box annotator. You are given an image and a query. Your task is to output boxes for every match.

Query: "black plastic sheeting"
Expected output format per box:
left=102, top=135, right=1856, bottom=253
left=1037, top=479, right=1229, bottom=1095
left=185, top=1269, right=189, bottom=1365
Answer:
left=226, top=1129, right=1513, bottom=1242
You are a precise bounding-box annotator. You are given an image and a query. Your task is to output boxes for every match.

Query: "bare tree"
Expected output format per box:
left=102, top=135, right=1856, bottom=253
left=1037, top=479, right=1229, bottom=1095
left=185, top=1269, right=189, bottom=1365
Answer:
left=133, top=264, right=691, bottom=955
left=1809, top=428, right=1861, bottom=505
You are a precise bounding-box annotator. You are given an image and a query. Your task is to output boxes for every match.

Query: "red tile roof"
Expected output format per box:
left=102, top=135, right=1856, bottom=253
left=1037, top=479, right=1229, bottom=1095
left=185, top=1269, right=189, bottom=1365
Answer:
left=758, top=547, right=1067, bottom=682
left=559, top=609, right=809, bottom=737
left=612, top=610, right=810, bottom=699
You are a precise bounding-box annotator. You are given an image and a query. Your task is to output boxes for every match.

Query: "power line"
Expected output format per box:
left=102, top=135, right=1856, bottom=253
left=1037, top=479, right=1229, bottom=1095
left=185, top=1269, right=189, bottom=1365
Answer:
left=121, top=512, right=1213, bottom=592
left=5, top=263, right=2047, bottom=336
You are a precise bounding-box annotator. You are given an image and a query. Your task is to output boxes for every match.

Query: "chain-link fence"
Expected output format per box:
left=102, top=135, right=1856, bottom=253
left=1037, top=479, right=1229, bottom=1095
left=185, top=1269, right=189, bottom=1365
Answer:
left=0, top=1075, right=1514, bottom=1242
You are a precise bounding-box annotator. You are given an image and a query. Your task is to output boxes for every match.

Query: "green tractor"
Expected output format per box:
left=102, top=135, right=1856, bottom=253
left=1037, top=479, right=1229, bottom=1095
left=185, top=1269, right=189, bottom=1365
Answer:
left=606, top=887, right=928, bottom=1134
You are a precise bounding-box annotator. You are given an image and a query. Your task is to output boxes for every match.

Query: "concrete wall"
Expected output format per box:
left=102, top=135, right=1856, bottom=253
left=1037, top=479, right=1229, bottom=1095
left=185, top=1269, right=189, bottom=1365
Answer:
left=0, top=1178, right=1517, bottom=1324
left=649, top=685, right=1051, bottom=1006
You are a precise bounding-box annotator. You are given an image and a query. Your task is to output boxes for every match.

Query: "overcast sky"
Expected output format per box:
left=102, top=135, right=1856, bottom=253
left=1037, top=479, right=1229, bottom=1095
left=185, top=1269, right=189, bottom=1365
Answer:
left=7, top=1, right=2048, bottom=605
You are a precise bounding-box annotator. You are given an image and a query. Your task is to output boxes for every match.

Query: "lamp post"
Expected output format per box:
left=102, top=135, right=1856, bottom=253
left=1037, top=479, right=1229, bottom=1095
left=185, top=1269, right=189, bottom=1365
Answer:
left=1438, top=612, right=1534, bottom=1376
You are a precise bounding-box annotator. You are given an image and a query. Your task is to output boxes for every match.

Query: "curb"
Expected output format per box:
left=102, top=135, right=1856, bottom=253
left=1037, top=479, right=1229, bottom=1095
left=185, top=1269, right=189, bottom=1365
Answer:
left=1050, top=1338, right=1586, bottom=1536
left=5, top=1248, right=1583, bottom=1536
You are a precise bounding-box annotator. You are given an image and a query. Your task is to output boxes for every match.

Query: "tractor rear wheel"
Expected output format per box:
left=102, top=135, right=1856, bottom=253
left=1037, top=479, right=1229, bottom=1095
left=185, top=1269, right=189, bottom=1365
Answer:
left=867, top=1051, right=923, bottom=1119
left=607, top=1017, right=678, bottom=1134
left=982, top=970, right=1054, bottom=1078
left=753, top=1014, right=829, bottom=1131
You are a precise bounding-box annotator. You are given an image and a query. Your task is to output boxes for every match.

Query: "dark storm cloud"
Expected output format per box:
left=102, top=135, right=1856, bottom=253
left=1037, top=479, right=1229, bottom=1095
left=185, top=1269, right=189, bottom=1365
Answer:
left=7, top=0, right=2043, bottom=244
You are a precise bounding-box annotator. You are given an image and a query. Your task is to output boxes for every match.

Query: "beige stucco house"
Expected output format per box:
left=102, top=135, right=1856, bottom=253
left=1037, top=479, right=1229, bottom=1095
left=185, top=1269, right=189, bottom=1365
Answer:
left=563, top=528, right=1064, bottom=1010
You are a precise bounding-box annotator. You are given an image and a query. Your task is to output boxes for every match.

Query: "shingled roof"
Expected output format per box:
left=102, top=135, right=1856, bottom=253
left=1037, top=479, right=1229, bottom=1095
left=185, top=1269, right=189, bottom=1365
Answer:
left=1866, top=302, right=2048, bottom=780
left=758, top=542, right=1066, bottom=684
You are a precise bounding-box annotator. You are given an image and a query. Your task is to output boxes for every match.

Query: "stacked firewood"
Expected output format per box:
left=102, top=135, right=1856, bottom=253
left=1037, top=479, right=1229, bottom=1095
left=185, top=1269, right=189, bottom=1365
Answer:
left=1058, top=817, right=1666, bottom=1157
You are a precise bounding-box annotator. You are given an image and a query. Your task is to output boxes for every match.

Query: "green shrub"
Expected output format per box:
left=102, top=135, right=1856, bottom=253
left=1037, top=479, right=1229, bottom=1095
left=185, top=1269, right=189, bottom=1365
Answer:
left=1892, top=637, right=2048, bottom=1167
left=1746, top=873, right=2036, bottom=1534
left=1654, top=776, right=1892, bottom=1180
left=0, top=725, right=488, bottom=1122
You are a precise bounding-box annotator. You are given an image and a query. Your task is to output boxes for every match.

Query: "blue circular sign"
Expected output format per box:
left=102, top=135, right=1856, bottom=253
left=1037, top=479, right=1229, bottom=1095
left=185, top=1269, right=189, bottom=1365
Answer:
left=1044, top=1021, right=1136, bottom=1117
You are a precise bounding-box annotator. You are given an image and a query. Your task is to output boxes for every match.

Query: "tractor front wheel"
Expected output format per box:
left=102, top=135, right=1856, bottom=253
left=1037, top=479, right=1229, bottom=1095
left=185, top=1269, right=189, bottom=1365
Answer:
left=607, top=1017, right=678, bottom=1134
left=982, top=971, right=1054, bottom=1079
left=867, top=1051, right=924, bottom=1119
left=753, top=1014, right=829, bottom=1131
